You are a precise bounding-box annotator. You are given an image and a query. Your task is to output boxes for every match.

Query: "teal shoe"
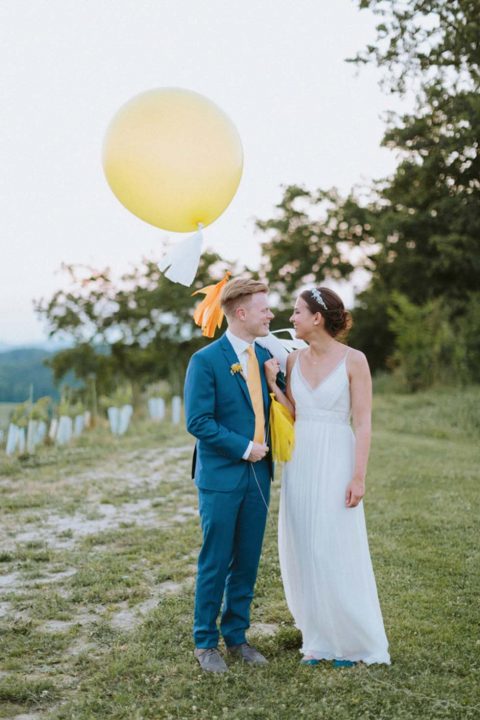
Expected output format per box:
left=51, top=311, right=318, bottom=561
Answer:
left=332, top=659, right=357, bottom=668
left=300, top=657, right=320, bottom=666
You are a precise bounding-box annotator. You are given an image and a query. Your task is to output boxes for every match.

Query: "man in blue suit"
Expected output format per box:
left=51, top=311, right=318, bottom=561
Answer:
left=184, top=278, right=275, bottom=673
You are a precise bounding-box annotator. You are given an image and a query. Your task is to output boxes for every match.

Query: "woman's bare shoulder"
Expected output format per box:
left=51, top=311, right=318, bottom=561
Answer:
left=345, top=346, right=370, bottom=372
left=286, top=349, right=300, bottom=368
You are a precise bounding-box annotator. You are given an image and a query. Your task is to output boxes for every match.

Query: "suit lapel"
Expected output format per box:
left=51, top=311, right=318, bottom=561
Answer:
left=255, top=343, right=271, bottom=441
left=254, top=343, right=270, bottom=414
left=219, top=334, right=253, bottom=411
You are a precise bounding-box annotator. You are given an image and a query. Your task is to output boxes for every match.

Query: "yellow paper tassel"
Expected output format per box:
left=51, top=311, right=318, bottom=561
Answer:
left=192, top=271, right=232, bottom=338
left=269, top=393, right=295, bottom=462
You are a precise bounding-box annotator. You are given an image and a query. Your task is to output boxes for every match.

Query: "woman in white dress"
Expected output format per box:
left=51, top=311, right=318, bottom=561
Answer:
left=265, top=287, right=390, bottom=666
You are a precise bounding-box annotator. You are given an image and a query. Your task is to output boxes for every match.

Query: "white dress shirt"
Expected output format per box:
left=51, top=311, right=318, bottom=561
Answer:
left=225, top=328, right=257, bottom=459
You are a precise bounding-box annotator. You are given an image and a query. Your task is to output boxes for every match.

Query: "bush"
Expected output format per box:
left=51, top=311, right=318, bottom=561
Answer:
left=387, top=293, right=478, bottom=391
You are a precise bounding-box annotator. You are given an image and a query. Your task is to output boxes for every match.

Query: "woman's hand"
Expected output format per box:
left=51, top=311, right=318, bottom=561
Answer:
left=345, top=478, right=365, bottom=508
left=264, top=358, right=281, bottom=388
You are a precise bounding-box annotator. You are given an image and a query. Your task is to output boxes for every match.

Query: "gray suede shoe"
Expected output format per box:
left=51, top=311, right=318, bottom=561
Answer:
left=194, top=647, right=228, bottom=673
left=226, top=643, right=268, bottom=665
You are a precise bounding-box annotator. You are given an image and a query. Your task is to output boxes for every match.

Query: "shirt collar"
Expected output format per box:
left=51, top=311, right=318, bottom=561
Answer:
left=225, top=328, right=254, bottom=358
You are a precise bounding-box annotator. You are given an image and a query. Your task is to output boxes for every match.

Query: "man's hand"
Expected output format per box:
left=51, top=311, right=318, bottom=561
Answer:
left=248, top=442, right=269, bottom=462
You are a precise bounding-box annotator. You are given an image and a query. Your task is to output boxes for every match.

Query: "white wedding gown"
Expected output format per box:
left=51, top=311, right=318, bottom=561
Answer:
left=278, top=350, right=390, bottom=664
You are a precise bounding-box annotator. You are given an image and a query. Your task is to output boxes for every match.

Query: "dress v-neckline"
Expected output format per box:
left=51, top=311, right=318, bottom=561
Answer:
left=296, top=349, right=349, bottom=392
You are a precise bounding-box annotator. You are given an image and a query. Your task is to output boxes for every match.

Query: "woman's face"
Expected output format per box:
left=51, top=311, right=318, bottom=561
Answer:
left=289, top=296, right=318, bottom=339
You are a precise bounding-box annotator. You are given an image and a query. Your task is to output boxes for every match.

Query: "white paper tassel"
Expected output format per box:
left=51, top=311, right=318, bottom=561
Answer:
left=158, top=227, right=203, bottom=287
left=256, top=330, right=308, bottom=374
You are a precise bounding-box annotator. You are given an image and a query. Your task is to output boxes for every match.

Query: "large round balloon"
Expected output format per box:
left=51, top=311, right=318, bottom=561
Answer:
left=103, top=88, right=243, bottom=232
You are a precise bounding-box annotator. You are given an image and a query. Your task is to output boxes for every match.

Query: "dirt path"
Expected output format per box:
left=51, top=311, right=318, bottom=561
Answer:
left=0, top=433, right=200, bottom=719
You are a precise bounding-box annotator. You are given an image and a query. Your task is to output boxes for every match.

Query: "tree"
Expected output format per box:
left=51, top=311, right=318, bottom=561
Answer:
left=351, top=0, right=480, bottom=368
left=256, top=185, right=376, bottom=298
left=35, top=252, right=242, bottom=403
left=257, top=1, right=479, bottom=377
left=350, top=0, right=479, bottom=94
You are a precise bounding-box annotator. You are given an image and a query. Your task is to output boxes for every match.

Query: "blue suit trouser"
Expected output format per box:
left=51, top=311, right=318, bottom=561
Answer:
left=193, top=460, right=271, bottom=648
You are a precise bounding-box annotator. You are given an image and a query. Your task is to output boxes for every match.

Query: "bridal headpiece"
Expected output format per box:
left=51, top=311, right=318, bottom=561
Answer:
left=311, top=288, right=328, bottom=311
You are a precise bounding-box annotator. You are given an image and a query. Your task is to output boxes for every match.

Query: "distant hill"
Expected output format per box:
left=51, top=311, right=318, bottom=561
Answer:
left=0, top=348, right=61, bottom=402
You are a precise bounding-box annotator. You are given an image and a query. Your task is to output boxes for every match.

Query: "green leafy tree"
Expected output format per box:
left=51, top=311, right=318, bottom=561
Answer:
left=35, top=252, right=241, bottom=403
left=387, top=293, right=466, bottom=390
left=257, top=1, right=479, bottom=380
left=351, top=0, right=480, bottom=371
left=350, top=0, right=479, bottom=94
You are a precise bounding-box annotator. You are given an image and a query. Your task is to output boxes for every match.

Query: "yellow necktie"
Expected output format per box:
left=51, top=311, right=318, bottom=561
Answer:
left=246, top=346, right=265, bottom=444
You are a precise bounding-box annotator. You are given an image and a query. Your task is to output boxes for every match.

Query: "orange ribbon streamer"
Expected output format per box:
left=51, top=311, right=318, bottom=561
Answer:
left=192, top=271, right=232, bottom=338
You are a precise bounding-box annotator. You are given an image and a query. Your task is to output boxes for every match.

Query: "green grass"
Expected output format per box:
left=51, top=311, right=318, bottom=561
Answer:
left=0, top=392, right=479, bottom=719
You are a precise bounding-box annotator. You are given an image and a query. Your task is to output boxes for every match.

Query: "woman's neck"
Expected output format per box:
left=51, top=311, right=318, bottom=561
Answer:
left=307, top=334, right=337, bottom=358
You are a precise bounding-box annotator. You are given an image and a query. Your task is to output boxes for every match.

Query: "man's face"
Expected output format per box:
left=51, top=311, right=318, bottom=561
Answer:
left=240, top=292, right=274, bottom=337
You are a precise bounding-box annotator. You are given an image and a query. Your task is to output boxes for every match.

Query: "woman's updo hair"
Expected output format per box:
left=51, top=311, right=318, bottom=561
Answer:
left=300, top=286, right=352, bottom=338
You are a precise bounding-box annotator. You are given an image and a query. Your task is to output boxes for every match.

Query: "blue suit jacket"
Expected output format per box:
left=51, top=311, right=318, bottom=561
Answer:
left=184, top=333, right=274, bottom=491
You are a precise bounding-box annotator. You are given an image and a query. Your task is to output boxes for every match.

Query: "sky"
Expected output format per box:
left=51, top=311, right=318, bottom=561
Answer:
left=0, top=0, right=406, bottom=345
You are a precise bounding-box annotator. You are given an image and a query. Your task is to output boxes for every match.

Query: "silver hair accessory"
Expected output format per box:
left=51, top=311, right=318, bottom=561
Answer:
left=311, top=288, right=328, bottom=311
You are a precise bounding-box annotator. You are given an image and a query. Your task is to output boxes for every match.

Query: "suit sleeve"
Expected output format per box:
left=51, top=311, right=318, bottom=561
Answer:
left=184, top=352, right=251, bottom=460
left=265, top=348, right=287, bottom=392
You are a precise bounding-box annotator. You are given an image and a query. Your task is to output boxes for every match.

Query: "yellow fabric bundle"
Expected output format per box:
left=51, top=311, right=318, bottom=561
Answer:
left=269, top=393, right=295, bottom=462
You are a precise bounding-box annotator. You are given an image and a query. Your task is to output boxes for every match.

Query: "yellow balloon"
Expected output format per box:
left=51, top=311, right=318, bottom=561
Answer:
left=103, top=88, right=243, bottom=232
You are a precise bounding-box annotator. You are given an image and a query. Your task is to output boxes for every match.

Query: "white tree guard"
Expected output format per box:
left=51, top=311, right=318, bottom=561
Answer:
left=17, top=428, right=26, bottom=453
left=118, top=404, right=133, bottom=435
left=27, top=420, right=39, bottom=454
left=108, top=407, right=120, bottom=434
left=171, top=396, right=182, bottom=425
left=49, top=419, right=58, bottom=441
left=6, top=424, right=19, bottom=456
left=57, top=416, right=73, bottom=446
left=148, top=397, right=165, bottom=421
left=35, top=421, right=47, bottom=444
left=74, top=414, right=85, bottom=437
left=108, top=405, right=133, bottom=435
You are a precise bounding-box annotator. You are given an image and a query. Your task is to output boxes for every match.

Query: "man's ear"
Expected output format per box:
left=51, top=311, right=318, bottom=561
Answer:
left=236, top=306, right=246, bottom=321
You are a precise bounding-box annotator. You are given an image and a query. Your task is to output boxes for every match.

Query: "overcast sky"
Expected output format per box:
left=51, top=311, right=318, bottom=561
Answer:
left=0, top=0, right=405, bottom=345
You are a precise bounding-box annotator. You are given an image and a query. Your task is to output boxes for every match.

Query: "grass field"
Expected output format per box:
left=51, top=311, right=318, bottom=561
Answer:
left=0, top=387, right=479, bottom=720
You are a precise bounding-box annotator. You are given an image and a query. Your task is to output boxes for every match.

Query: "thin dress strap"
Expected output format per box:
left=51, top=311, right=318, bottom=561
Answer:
left=290, top=350, right=302, bottom=370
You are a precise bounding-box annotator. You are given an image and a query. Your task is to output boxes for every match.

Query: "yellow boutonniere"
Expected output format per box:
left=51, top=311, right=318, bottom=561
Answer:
left=230, top=363, right=243, bottom=376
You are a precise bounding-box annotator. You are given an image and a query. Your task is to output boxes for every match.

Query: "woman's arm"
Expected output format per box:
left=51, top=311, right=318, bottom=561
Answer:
left=264, top=352, right=297, bottom=417
left=345, top=350, right=372, bottom=508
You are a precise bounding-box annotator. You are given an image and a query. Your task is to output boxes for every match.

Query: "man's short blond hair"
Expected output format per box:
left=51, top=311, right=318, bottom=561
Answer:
left=221, top=277, right=269, bottom=318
